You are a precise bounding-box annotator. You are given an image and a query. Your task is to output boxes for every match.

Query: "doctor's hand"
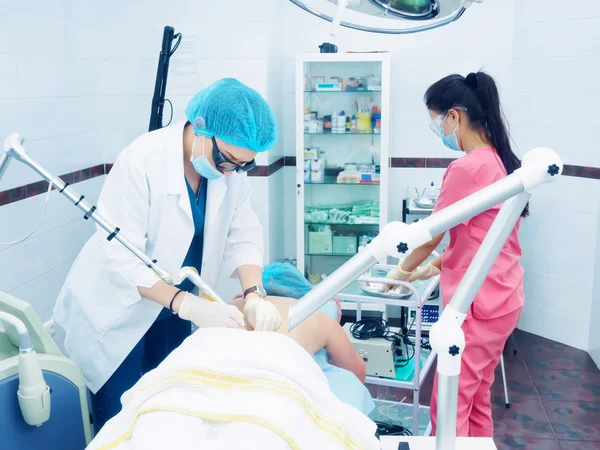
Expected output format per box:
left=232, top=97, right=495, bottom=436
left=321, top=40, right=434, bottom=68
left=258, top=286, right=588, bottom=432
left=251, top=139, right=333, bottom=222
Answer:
left=383, top=266, right=413, bottom=293
left=177, top=292, right=245, bottom=329
left=408, top=262, right=441, bottom=282
left=243, top=297, right=283, bottom=332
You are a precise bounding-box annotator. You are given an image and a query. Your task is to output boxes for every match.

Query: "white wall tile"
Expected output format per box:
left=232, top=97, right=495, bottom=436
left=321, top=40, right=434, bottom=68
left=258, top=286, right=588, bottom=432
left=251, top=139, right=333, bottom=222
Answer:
left=9, top=259, right=74, bottom=318
left=0, top=218, right=95, bottom=293
left=520, top=209, right=597, bottom=251
left=518, top=302, right=590, bottom=351
left=589, top=198, right=600, bottom=367
left=512, top=126, right=600, bottom=168
left=521, top=237, right=595, bottom=285
left=249, top=177, right=269, bottom=212
left=0, top=54, right=17, bottom=98
left=524, top=269, right=592, bottom=316
left=513, top=56, right=600, bottom=95
left=514, top=17, right=600, bottom=59
left=515, top=0, right=600, bottom=24
left=0, top=177, right=105, bottom=254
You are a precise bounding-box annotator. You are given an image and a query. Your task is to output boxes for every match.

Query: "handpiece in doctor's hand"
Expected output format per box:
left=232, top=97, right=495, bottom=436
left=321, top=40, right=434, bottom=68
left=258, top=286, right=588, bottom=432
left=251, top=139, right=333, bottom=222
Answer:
left=243, top=297, right=283, bottom=332
left=177, top=292, right=246, bottom=329
left=408, top=262, right=440, bottom=282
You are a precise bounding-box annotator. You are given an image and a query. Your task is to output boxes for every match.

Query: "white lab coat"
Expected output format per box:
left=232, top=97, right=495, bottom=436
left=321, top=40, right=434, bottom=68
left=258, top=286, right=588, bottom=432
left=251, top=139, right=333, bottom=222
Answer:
left=53, top=122, right=264, bottom=394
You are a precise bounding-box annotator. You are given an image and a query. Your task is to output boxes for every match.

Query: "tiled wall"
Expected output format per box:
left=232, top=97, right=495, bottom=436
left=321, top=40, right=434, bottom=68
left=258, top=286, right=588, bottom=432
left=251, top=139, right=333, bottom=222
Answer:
left=590, top=202, right=600, bottom=366
left=512, top=1, right=600, bottom=351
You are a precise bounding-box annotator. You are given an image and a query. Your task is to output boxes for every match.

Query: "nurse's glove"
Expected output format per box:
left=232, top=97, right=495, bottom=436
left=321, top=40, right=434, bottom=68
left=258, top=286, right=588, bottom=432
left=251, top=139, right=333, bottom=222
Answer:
left=383, top=266, right=412, bottom=292
left=178, top=293, right=245, bottom=329
left=408, top=263, right=440, bottom=282
left=243, top=298, right=282, bottom=332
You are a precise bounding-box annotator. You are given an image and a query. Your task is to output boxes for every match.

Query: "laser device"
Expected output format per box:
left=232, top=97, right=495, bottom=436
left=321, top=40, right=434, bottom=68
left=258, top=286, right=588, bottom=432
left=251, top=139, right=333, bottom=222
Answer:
left=343, top=323, right=397, bottom=378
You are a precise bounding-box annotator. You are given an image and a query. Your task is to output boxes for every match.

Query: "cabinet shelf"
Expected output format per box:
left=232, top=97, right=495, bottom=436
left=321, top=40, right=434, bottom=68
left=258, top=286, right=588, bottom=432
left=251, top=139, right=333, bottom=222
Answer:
left=305, top=222, right=379, bottom=227
left=305, top=253, right=356, bottom=257
left=305, top=176, right=380, bottom=186
left=304, top=90, right=382, bottom=93
left=304, top=132, right=381, bottom=136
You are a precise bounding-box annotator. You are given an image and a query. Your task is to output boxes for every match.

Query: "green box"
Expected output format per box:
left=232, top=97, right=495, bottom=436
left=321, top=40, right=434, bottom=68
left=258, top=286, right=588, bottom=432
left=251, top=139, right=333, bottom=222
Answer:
left=308, top=229, right=332, bottom=254
left=332, top=235, right=357, bottom=254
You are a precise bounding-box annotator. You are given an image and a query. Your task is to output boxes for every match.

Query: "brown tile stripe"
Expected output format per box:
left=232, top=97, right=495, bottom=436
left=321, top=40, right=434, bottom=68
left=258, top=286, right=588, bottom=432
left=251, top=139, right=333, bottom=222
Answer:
left=1, top=158, right=598, bottom=207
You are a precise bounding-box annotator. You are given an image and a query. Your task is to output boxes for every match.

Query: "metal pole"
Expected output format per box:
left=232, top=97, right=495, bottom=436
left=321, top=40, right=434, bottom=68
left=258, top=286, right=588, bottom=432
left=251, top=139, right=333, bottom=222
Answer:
left=1, top=133, right=226, bottom=305
left=434, top=191, right=531, bottom=450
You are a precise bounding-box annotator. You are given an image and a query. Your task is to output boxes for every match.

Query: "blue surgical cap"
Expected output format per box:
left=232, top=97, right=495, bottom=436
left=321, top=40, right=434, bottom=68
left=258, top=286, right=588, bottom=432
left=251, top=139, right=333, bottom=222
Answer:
left=185, top=78, right=278, bottom=152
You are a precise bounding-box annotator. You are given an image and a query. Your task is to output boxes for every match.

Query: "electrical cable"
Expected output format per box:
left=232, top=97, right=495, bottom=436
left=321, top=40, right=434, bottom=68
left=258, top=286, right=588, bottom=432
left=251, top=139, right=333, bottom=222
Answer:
left=0, top=180, right=53, bottom=246
left=374, top=421, right=412, bottom=437
left=164, top=98, right=174, bottom=127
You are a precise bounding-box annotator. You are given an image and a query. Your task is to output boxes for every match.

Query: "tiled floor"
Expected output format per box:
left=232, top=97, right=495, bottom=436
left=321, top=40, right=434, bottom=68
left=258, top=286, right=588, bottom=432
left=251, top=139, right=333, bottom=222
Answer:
left=369, top=329, right=600, bottom=449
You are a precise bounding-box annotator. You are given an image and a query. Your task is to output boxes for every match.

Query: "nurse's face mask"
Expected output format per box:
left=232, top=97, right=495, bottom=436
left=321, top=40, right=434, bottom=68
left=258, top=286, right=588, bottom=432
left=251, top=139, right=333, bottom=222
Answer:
left=429, top=107, right=466, bottom=152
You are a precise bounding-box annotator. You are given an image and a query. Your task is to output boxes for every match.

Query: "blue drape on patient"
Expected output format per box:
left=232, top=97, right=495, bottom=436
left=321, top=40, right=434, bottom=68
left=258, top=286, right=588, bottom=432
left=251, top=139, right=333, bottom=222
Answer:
left=262, top=262, right=375, bottom=416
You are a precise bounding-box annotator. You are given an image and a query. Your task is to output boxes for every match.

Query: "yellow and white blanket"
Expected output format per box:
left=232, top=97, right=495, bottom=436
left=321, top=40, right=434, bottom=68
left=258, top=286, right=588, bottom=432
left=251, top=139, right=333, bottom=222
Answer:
left=87, top=328, right=379, bottom=450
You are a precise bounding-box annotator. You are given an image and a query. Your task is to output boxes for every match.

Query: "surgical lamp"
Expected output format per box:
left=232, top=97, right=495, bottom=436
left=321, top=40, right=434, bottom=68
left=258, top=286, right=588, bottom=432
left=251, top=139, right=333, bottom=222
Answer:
left=288, top=0, right=484, bottom=35
left=288, top=147, right=563, bottom=449
left=0, top=133, right=226, bottom=306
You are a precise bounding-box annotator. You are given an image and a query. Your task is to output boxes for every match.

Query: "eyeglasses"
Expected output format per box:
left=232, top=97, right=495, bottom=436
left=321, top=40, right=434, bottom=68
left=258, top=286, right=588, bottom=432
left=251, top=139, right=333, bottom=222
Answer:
left=211, top=137, right=256, bottom=174
left=428, top=107, right=467, bottom=136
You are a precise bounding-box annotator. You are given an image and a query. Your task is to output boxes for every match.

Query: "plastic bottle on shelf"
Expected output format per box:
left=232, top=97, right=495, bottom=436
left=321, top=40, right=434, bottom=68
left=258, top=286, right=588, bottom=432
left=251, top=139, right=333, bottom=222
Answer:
left=424, top=182, right=438, bottom=199
left=357, top=235, right=371, bottom=280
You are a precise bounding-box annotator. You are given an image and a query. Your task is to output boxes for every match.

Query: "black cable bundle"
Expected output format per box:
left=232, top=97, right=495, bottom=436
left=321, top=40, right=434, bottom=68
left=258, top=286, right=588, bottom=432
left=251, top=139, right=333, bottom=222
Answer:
left=375, top=421, right=413, bottom=437
left=349, top=318, right=403, bottom=342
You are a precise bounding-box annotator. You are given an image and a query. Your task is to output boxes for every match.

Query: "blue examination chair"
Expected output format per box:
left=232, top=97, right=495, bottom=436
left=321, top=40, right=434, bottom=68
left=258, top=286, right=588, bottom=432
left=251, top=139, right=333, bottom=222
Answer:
left=0, top=291, right=92, bottom=450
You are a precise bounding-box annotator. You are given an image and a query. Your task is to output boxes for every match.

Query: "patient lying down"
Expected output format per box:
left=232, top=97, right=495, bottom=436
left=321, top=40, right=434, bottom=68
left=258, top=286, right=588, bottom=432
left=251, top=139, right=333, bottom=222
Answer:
left=87, top=314, right=380, bottom=450
left=230, top=295, right=367, bottom=382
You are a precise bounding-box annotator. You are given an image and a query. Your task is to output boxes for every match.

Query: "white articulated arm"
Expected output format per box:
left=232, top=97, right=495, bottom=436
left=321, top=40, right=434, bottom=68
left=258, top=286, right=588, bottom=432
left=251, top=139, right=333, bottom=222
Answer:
left=289, top=147, right=563, bottom=331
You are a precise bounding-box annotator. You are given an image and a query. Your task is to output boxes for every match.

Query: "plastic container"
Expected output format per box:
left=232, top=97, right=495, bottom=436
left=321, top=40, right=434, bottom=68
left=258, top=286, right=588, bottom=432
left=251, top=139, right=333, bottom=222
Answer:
left=308, top=227, right=332, bottom=254
left=357, top=112, right=373, bottom=133
left=333, top=235, right=358, bottom=254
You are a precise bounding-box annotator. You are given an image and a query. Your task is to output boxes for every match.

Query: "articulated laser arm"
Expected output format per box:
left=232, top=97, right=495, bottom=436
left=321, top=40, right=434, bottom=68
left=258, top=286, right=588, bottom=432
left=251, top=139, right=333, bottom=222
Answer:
left=289, top=147, right=562, bottom=329
left=0, top=133, right=227, bottom=305
left=289, top=146, right=562, bottom=450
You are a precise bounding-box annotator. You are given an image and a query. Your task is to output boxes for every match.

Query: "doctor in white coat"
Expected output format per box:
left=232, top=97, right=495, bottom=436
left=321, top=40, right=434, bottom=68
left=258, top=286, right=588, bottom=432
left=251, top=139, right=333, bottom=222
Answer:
left=53, top=78, right=283, bottom=432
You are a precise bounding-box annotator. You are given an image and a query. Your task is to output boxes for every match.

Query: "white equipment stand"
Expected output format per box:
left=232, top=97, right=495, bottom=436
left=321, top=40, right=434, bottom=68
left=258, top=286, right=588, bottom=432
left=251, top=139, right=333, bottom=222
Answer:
left=338, top=259, right=440, bottom=436
left=0, top=133, right=226, bottom=305
left=380, top=436, right=497, bottom=449
left=289, top=147, right=563, bottom=450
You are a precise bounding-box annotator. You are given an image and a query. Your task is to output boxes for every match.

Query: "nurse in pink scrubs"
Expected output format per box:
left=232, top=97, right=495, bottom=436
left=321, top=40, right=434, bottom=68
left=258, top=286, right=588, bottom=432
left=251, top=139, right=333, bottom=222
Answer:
left=386, top=71, right=526, bottom=437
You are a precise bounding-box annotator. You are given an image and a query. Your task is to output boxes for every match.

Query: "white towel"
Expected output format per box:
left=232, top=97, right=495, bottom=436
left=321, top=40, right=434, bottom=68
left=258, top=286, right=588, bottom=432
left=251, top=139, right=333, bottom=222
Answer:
left=87, top=328, right=379, bottom=450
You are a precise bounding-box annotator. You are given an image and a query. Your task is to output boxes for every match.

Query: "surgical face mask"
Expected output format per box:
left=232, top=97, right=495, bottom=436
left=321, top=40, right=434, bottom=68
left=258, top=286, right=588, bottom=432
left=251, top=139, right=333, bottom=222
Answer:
left=190, top=136, right=224, bottom=180
left=430, top=113, right=462, bottom=152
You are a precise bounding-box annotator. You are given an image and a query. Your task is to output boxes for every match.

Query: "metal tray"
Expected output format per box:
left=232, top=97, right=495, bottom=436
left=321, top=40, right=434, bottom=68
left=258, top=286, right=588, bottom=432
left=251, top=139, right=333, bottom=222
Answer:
left=357, top=280, right=412, bottom=299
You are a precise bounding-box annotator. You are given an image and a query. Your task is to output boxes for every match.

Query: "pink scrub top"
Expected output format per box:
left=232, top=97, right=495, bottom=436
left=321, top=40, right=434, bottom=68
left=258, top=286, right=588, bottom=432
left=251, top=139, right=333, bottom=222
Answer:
left=433, top=147, right=525, bottom=320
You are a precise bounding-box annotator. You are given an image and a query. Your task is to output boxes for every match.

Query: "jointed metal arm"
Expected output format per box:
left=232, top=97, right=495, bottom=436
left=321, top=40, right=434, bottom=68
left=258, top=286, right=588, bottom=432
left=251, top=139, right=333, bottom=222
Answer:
left=1, top=133, right=226, bottom=305
left=289, top=147, right=562, bottom=450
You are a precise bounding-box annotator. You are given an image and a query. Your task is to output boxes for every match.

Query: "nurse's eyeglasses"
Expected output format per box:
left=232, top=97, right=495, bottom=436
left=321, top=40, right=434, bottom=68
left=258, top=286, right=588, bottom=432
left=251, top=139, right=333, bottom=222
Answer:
left=429, top=106, right=467, bottom=136
left=211, top=137, right=256, bottom=174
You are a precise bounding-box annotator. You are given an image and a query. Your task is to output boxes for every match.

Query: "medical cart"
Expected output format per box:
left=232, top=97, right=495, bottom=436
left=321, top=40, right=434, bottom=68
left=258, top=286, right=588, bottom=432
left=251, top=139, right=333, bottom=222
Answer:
left=338, top=256, right=441, bottom=437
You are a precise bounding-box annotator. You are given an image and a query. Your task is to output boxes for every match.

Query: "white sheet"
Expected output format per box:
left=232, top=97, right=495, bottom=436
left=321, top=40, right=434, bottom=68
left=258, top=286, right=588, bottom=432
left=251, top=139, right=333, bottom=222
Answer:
left=87, top=328, right=379, bottom=450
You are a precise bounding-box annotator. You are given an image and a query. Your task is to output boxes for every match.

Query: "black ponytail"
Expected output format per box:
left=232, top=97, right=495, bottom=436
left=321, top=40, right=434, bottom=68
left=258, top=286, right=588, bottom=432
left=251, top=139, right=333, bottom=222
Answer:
left=424, top=71, right=529, bottom=218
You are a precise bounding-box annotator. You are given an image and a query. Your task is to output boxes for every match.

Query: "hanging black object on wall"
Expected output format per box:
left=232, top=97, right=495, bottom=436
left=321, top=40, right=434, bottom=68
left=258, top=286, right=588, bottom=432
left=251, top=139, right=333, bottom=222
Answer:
left=319, top=42, right=338, bottom=53
left=148, top=26, right=182, bottom=132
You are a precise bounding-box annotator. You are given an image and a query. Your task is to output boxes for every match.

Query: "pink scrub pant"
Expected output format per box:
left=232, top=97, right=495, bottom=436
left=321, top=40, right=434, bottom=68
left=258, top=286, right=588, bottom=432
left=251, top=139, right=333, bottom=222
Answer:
left=430, top=307, right=522, bottom=437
